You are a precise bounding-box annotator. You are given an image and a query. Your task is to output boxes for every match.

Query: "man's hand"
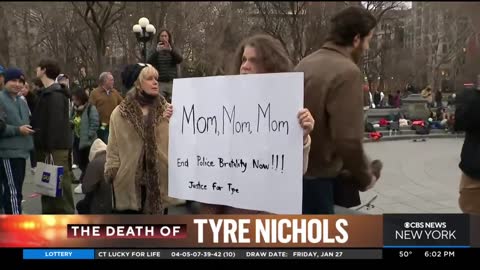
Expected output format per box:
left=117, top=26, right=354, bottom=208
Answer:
left=370, top=159, right=382, bottom=179
left=364, top=174, right=378, bottom=191
left=365, top=160, right=382, bottom=191
left=19, top=125, right=35, bottom=136
left=340, top=159, right=382, bottom=191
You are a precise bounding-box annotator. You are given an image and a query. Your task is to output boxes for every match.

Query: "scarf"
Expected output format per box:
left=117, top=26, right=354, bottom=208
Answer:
left=136, top=90, right=157, bottom=107
left=119, top=90, right=167, bottom=214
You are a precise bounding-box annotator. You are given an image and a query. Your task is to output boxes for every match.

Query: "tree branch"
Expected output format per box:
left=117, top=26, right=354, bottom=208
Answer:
left=87, top=1, right=101, bottom=32
left=105, top=3, right=126, bottom=29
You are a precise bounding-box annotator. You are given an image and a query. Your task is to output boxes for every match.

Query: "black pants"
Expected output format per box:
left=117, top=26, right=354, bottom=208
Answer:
left=30, top=149, right=37, bottom=168
left=0, top=158, right=26, bottom=214
left=73, top=136, right=91, bottom=182
left=302, top=176, right=335, bottom=214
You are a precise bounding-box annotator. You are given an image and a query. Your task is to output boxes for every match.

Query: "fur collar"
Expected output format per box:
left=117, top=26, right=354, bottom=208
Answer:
left=118, top=92, right=167, bottom=139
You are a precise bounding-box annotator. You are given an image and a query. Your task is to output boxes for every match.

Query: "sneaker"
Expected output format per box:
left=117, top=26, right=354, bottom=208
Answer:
left=21, top=200, right=26, bottom=214
left=72, top=164, right=78, bottom=169
left=30, top=167, right=36, bottom=175
left=74, top=184, right=83, bottom=194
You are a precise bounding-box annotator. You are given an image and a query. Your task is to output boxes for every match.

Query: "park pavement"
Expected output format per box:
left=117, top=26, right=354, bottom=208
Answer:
left=360, top=137, right=463, bottom=214
left=19, top=138, right=464, bottom=215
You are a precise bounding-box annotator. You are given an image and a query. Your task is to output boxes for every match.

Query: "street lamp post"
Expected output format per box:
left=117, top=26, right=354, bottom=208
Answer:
left=133, top=17, right=156, bottom=63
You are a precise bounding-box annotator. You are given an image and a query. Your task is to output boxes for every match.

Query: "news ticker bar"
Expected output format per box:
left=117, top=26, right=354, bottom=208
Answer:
left=23, top=249, right=381, bottom=260
left=22, top=248, right=480, bottom=260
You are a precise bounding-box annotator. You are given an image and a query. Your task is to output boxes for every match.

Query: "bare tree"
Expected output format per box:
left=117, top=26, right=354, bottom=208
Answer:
left=0, top=4, right=11, bottom=66
left=252, top=2, right=311, bottom=63
left=72, top=1, right=126, bottom=75
left=422, top=6, right=473, bottom=92
left=303, top=2, right=341, bottom=56
left=362, top=1, right=405, bottom=93
left=363, top=1, right=405, bottom=21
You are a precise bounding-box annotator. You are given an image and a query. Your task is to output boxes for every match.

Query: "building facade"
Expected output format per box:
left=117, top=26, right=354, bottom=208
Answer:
left=412, top=2, right=472, bottom=91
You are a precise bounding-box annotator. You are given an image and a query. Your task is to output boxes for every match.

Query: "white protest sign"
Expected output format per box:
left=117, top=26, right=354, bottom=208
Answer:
left=168, top=73, right=304, bottom=214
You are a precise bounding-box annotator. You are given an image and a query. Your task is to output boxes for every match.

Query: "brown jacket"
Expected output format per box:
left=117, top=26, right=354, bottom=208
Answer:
left=89, top=87, right=123, bottom=125
left=294, top=42, right=372, bottom=190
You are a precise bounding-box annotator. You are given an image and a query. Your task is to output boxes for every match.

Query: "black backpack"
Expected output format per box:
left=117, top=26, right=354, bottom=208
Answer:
left=414, top=124, right=430, bottom=135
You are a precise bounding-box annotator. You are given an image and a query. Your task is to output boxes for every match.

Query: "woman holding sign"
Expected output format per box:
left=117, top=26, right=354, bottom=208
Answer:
left=198, top=34, right=315, bottom=214
left=105, top=63, right=175, bottom=214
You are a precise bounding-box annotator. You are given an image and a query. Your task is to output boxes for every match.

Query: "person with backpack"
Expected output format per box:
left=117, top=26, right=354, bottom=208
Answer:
left=70, top=87, right=99, bottom=194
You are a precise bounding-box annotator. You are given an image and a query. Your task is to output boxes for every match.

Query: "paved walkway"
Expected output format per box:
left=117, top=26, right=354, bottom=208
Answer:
left=18, top=138, right=465, bottom=214
left=360, top=138, right=463, bottom=214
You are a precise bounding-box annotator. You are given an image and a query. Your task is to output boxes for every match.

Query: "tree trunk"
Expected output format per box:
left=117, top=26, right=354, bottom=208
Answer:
left=95, top=34, right=105, bottom=75
left=0, top=5, right=11, bottom=66
left=23, top=9, right=33, bottom=77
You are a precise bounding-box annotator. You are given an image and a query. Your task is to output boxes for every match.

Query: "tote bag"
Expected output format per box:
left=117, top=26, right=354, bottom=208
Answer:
left=34, top=154, right=64, bottom=198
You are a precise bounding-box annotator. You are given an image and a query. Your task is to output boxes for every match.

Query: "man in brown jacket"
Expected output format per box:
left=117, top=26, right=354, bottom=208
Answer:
left=294, top=6, right=378, bottom=214
left=89, top=72, right=123, bottom=143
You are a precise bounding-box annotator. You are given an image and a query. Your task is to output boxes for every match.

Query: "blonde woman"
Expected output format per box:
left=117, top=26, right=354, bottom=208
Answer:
left=105, top=63, right=173, bottom=214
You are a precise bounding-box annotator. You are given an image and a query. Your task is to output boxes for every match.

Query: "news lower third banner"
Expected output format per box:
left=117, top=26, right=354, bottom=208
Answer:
left=0, top=215, right=477, bottom=249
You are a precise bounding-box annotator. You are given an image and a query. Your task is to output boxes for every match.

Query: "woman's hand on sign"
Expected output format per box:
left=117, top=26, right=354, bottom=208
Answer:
left=298, top=108, right=314, bottom=144
left=164, top=103, right=173, bottom=120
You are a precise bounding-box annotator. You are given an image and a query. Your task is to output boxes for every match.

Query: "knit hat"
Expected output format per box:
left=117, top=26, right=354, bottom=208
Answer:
left=3, top=68, right=25, bottom=84
left=121, top=63, right=149, bottom=90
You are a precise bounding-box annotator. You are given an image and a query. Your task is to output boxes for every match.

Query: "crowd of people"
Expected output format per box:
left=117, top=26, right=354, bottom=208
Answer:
left=0, top=6, right=478, bottom=216
left=367, top=89, right=402, bottom=109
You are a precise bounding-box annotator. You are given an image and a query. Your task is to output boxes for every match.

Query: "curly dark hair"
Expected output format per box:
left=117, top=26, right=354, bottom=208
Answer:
left=230, top=34, right=293, bottom=75
left=327, top=6, right=377, bottom=47
left=72, top=86, right=89, bottom=105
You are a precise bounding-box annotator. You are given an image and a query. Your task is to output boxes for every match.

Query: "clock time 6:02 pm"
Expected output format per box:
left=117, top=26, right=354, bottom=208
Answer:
left=424, top=251, right=455, bottom=258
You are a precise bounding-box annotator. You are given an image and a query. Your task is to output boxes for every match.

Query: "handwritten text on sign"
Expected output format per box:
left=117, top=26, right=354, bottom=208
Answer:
left=169, top=73, right=304, bottom=214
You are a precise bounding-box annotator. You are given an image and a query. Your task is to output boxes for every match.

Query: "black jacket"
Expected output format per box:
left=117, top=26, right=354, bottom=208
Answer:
left=25, top=91, right=38, bottom=115
left=147, top=48, right=183, bottom=82
left=455, top=89, right=480, bottom=179
left=31, top=83, right=72, bottom=151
